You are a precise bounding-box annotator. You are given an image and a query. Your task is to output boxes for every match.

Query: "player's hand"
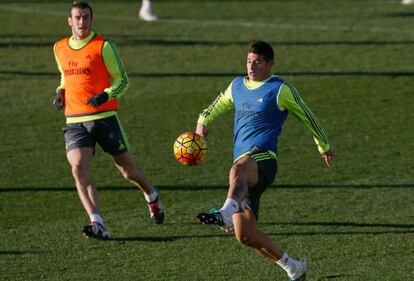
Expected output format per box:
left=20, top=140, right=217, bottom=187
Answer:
left=53, top=88, right=65, bottom=110
left=196, top=123, right=208, bottom=141
left=87, top=92, right=109, bottom=108
left=321, top=150, right=335, bottom=168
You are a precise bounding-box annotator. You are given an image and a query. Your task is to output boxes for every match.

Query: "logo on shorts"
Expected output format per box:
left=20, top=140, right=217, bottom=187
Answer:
left=66, top=140, right=76, bottom=148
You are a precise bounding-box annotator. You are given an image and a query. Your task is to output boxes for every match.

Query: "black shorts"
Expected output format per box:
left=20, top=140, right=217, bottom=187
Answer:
left=238, top=146, right=278, bottom=220
left=62, top=115, right=129, bottom=155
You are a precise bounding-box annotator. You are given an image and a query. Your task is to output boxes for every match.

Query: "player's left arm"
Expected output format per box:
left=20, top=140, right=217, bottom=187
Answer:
left=102, top=40, right=129, bottom=99
left=278, top=83, right=335, bottom=167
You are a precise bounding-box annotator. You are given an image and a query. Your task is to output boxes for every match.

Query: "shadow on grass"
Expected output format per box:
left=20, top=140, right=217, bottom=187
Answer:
left=0, top=0, right=284, bottom=3
left=261, top=220, right=414, bottom=236
left=0, top=250, right=41, bottom=256
left=109, top=38, right=414, bottom=47
left=1, top=70, right=414, bottom=78
left=109, top=233, right=227, bottom=243
left=268, top=230, right=414, bottom=236
left=2, top=39, right=414, bottom=48
left=108, top=228, right=413, bottom=243
left=317, top=274, right=355, bottom=280
left=384, top=12, right=414, bottom=18
left=1, top=183, right=413, bottom=193
left=261, top=221, right=414, bottom=229
left=106, top=220, right=414, bottom=242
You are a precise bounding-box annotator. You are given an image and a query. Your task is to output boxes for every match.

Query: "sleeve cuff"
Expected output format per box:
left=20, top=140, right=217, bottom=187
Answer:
left=317, top=143, right=330, bottom=154
left=197, top=115, right=208, bottom=125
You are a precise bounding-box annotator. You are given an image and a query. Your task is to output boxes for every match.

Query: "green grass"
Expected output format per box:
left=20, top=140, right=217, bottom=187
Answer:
left=0, top=1, right=413, bottom=280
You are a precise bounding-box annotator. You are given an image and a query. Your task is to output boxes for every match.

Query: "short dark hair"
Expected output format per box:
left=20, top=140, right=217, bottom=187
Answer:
left=69, top=2, right=93, bottom=18
left=247, top=40, right=274, bottom=61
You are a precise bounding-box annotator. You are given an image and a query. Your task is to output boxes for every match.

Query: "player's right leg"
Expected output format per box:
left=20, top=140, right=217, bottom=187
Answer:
left=67, top=147, right=97, bottom=215
left=66, top=147, right=111, bottom=239
left=197, top=208, right=233, bottom=230
left=64, top=122, right=111, bottom=239
left=197, top=155, right=258, bottom=229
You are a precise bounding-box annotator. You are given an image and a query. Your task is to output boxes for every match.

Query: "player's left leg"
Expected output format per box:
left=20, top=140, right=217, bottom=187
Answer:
left=233, top=210, right=284, bottom=259
left=233, top=211, right=307, bottom=281
left=95, top=115, right=164, bottom=224
left=112, top=151, right=153, bottom=194
left=112, top=151, right=164, bottom=224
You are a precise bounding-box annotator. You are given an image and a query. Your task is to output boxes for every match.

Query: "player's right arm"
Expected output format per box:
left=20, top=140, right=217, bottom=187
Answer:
left=196, top=83, right=234, bottom=139
left=53, top=43, right=65, bottom=110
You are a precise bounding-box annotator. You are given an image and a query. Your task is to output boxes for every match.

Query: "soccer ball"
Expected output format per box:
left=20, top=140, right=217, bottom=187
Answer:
left=173, top=131, right=207, bottom=165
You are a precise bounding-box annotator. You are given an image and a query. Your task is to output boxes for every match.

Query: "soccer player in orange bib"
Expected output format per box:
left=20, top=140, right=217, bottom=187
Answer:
left=53, top=2, right=164, bottom=239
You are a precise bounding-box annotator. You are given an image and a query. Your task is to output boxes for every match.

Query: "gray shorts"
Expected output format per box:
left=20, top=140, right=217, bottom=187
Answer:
left=62, top=115, right=129, bottom=155
left=238, top=147, right=278, bottom=220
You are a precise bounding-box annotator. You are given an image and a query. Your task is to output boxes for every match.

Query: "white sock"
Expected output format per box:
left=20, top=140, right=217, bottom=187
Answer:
left=141, top=0, right=150, bottom=9
left=219, top=198, right=239, bottom=218
left=276, top=252, right=298, bottom=278
left=90, top=213, right=104, bottom=226
left=144, top=189, right=158, bottom=203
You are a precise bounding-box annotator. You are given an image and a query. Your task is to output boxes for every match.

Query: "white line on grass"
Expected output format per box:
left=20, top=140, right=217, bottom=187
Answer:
left=0, top=4, right=413, bottom=35
left=157, top=18, right=414, bottom=35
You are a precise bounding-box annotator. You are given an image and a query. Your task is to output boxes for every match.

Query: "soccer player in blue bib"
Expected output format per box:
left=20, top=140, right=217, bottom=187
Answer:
left=196, top=40, right=335, bottom=281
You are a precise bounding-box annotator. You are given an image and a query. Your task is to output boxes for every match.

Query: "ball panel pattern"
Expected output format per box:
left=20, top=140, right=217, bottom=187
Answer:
left=173, top=131, right=207, bottom=165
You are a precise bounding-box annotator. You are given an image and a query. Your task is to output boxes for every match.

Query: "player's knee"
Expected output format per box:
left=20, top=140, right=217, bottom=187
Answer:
left=119, top=165, right=139, bottom=181
left=70, top=165, right=92, bottom=187
left=229, top=163, right=245, bottom=181
left=235, top=233, right=257, bottom=248
left=119, top=167, right=132, bottom=181
left=71, top=163, right=85, bottom=178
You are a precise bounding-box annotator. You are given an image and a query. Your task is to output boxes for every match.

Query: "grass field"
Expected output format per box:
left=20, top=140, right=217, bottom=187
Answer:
left=0, top=0, right=413, bottom=280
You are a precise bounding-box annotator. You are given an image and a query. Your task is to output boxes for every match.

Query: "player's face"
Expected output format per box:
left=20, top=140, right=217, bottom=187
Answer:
left=246, top=53, right=274, bottom=82
left=68, top=7, right=92, bottom=40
